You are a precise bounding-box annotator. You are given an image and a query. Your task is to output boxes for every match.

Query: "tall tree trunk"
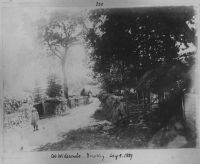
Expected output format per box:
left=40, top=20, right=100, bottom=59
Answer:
left=142, top=90, right=145, bottom=108
left=147, top=91, right=151, bottom=110
left=181, top=94, right=186, bottom=121
left=61, top=47, right=69, bottom=99
left=136, top=91, right=139, bottom=104
left=62, top=61, right=68, bottom=99
left=136, top=77, right=139, bottom=104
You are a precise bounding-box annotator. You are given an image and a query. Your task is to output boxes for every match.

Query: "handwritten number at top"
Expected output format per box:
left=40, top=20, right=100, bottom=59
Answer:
left=96, top=1, right=103, bottom=6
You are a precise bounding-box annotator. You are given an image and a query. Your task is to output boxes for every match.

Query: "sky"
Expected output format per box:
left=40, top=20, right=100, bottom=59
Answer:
left=2, top=7, right=93, bottom=98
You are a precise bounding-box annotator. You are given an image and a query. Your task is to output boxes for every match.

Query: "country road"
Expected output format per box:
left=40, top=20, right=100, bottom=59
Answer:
left=4, top=98, right=104, bottom=152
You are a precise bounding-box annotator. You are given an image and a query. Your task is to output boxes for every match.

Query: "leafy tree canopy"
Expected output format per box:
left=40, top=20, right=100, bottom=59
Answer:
left=86, top=7, right=196, bottom=93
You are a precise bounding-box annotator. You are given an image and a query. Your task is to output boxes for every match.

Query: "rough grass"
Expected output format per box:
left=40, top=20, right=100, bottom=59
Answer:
left=36, top=123, right=152, bottom=151
left=36, top=108, right=196, bottom=151
left=36, top=108, right=153, bottom=151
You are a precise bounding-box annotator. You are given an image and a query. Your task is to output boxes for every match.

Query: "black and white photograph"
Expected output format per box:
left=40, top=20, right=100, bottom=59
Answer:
left=2, top=4, right=198, bottom=154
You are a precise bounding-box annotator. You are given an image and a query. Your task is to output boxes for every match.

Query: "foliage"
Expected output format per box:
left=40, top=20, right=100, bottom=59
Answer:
left=3, top=97, right=22, bottom=114
left=46, top=74, right=62, bottom=98
left=86, top=7, right=196, bottom=93
left=38, top=10, right=88, bottom=98
left=33, top=86, right=43, bottom=103
left=39, top=12, right=86, bottom=60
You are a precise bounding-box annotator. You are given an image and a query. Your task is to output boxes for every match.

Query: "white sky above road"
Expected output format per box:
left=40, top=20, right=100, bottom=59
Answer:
left=2, top=7, right=92, bottom=98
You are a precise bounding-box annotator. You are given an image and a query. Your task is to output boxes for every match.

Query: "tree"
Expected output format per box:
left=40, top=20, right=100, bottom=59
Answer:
left=38, top=11, right=88, bottom=98
left=86, top=7, right=196, bottom=93
left=86, top=7, right=196, bottom=122
left=46, top=74, right=62, bottom=98
left=33, top=86, right=43, bottom=103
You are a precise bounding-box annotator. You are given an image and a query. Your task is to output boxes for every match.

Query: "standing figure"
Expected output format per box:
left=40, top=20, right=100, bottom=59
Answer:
left=31, top=107, right=39, bottom=131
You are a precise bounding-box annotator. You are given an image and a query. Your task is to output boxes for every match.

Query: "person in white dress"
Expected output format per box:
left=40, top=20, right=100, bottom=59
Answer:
left=31, top=107, right=39, bottom=131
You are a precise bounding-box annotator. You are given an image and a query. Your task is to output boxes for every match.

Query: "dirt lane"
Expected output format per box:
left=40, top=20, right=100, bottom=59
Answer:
left=4, top=98, right=102, bottom=152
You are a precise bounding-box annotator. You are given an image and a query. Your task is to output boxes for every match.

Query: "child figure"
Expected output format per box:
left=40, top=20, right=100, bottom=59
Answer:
left=31, top=107, right=39, bottom=131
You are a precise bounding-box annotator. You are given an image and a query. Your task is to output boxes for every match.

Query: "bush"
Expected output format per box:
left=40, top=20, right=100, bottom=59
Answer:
left=98, top=92, right=127, bottom=124
left=46, top=74, right=62, bottom=98
left=3, top=97, right=22, bottom=114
